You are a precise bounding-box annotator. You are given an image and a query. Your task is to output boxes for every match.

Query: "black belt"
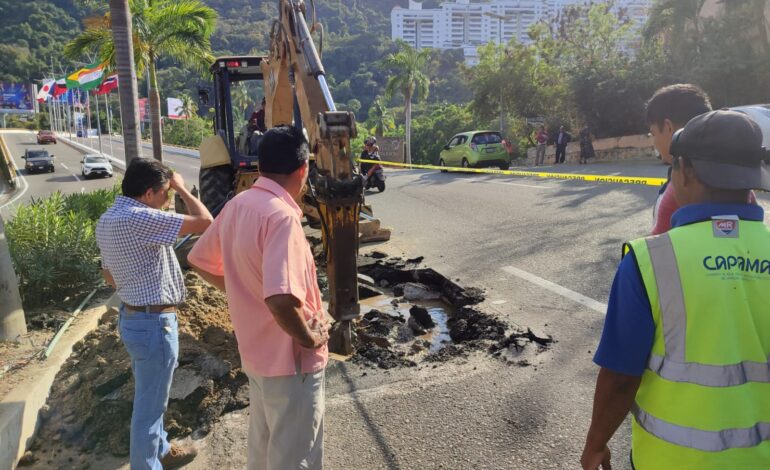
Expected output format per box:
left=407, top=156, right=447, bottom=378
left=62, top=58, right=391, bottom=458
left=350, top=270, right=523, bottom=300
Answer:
left=124, top=304, right=177, bottom=314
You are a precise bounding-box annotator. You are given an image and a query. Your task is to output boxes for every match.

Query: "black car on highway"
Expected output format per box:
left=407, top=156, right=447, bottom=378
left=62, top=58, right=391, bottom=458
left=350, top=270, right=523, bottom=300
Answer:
left=23, top=149, right=55, bottom=174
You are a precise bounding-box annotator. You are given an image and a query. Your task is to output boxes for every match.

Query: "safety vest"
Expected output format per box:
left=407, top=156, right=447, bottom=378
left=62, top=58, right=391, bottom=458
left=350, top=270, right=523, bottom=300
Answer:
left=626, top=216, right=770, bottom=469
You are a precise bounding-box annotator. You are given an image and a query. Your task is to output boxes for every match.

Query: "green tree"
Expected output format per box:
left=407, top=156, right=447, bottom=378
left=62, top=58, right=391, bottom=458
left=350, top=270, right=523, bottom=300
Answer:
left=383, top=41, right=430, bottom=164
left=366, top=97, right=395, bottom=137
left=65, top=0, right=217, bottom=162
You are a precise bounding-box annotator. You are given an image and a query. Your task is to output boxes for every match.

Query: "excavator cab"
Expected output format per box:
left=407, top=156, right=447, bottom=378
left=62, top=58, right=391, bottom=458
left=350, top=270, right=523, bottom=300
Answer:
left=197, top=56, right=266, bottom=213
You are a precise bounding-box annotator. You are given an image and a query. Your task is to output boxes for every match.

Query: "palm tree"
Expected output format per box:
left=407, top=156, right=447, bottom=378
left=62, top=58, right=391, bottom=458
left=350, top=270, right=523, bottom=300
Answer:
left=367, top=97, right=395, bottom=138
left=108, top=0, right=142, bottom=164
left=383, top=41, right=430, bottom=164
left=643, top=0, right=707, bottom=59
left=230, top=83, right=251, bottom=129
left=179, top=93, right=197, bottom=134
left=65, top=0, right=217, bottom=162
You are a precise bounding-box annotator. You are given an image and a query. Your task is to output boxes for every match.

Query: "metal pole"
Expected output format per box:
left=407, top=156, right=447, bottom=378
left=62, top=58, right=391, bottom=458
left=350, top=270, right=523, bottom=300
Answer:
left=105, top=93, right=114, bottom=157
left=95, top=91, right=103, bottom=153
left=499, top=18, right=504, bottom=134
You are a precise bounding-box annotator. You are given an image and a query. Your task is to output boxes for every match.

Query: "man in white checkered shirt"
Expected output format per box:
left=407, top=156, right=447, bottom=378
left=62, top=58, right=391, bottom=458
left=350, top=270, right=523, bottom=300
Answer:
left=96, top=158, right=212, bottom=470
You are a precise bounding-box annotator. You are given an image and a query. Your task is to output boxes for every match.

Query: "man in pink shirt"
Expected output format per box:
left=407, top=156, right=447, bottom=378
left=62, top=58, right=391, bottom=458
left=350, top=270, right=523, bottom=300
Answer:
left=646, top=84, right=712, bottom=235
left=188, top=126, right=330, bottom=470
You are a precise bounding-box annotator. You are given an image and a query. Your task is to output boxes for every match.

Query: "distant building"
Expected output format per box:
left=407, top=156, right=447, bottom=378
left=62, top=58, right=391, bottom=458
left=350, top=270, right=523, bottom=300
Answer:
left=391, top=0, right=651, bottom=64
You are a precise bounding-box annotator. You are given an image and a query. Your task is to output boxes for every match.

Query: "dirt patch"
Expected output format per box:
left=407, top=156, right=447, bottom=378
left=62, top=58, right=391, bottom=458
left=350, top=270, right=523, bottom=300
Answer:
left=350, top=255, right=552, bottom=369
left=27, top=272, right=247, bottom=461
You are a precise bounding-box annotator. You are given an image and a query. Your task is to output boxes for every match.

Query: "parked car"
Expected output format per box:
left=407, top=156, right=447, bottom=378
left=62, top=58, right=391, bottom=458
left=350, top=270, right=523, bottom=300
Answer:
left=23, top=149, right=55, bottom=174
left=81, top=154, right=114, bottom=179
left=730, top=104, right=770, bottom=148
left=439, top=131, right=511, bottom=170
left=37, top=129, right=57, bottom=145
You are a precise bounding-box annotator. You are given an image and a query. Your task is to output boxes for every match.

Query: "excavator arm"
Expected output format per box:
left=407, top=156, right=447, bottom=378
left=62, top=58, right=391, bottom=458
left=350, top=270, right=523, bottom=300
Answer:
left=262, top=0, right=361, bottom=355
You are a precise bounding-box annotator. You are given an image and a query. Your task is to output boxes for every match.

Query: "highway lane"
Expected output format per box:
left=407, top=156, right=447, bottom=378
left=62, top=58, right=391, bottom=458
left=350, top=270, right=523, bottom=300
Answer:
left=0, top=132, right=117, bottom=218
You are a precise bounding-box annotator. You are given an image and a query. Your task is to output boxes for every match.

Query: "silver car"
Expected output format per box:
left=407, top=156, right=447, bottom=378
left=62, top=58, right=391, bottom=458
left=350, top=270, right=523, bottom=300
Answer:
left=81, top=154, right=114, bottom=179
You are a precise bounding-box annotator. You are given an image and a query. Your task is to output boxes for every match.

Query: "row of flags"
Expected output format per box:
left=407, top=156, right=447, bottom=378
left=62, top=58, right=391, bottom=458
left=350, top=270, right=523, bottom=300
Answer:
left=37, top=63, right=118, bottom=103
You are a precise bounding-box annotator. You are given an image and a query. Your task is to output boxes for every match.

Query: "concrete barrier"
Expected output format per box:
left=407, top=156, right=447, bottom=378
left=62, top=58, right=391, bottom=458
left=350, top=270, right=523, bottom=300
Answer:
left=0, top=295, right=117, bottom=470
left=0, top=215, right=25, bottom=342
left=0, top=135, right=18, bottom=189
left=525, top=133, right=656, bottom=165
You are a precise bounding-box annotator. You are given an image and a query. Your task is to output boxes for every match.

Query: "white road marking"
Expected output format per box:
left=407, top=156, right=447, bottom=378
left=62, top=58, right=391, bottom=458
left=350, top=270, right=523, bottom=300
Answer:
left=72, top=174, right=81, bottom=182
left=0, top=167, right=29, bottom=210
left=501, top=265, right=607, bottom=314
left=61, top=163, right=69, bottom=170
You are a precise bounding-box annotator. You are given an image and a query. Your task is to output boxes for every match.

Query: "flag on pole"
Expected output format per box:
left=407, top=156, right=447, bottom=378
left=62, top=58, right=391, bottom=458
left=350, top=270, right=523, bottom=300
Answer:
left=51, top=77, right=67, bottom=97
left=37, top=79, right=54, bottom=102
left=94, top=74, right=118, bottom=95
left=66, top=63, right=106, bottom=91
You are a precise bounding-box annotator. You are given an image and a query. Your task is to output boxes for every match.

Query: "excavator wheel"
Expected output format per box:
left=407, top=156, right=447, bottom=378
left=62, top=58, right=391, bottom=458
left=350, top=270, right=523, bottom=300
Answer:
left=199, top=164, right=234, bottom=214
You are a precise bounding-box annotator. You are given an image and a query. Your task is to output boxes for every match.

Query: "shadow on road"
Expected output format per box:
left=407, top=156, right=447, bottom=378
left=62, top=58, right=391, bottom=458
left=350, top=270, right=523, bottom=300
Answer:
left=339, top=364, right=402, bottom=470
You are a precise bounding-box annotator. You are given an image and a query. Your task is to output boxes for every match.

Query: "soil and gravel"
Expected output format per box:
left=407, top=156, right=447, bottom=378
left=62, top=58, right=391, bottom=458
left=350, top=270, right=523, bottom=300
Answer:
left=18, top=251, right=554, bottom=467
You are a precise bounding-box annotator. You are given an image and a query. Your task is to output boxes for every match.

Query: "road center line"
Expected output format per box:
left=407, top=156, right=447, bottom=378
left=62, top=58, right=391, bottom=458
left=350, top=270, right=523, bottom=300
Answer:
left=501, top=265, right=607, bottom=314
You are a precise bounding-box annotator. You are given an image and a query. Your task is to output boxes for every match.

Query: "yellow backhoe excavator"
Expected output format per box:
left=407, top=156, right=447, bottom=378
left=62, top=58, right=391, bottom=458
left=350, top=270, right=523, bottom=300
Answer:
left=195, top=0, right=388, bottom=356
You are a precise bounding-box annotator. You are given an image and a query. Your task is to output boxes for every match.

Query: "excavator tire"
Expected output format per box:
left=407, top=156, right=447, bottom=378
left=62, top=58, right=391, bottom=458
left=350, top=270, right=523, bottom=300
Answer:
left=199, top=164, right=234, bottom=214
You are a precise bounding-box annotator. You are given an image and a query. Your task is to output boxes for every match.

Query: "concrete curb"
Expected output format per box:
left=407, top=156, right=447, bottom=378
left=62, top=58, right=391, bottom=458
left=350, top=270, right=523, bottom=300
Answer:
left=0, top=294, right=118, bottom=470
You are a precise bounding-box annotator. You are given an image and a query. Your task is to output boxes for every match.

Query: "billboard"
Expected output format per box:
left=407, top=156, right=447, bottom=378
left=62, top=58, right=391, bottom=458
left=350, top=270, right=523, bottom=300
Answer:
left=138, top=98, right=150, bottom=123
left=0, top=83, right=35, bottom=114
left=377, top=137, right=406, bottom=163
left=167, top=97, right=186, bottom=119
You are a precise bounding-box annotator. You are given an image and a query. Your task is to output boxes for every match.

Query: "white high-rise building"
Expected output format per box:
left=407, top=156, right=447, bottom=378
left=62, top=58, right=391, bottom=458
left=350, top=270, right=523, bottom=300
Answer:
left=391, top=0, right=650, bottom=64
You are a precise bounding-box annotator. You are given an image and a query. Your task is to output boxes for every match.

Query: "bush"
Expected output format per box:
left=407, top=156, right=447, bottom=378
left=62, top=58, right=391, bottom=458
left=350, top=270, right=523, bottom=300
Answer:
left=164, top=116, right=212, bottom=148
left=6, top=185, right=120, bottom=308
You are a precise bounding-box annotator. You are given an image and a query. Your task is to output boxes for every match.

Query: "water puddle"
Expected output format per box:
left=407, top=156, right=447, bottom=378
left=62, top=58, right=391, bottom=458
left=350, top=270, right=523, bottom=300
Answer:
left=360, top=295, right=452, bottom=353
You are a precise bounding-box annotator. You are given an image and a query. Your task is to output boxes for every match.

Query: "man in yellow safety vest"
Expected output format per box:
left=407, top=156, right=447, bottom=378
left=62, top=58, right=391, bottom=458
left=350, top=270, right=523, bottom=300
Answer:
left=581, top=110, right=770, bottom=469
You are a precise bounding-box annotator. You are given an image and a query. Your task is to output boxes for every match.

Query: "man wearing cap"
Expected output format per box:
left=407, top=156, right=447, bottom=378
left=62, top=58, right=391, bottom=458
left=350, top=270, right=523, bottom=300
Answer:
left=581, top=110, right=770, bottom=469
left=188, top=126, right=330, bottom=470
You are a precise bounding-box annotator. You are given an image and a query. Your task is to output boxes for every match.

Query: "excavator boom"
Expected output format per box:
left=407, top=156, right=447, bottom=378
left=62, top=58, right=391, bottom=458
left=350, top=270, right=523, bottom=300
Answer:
left=262, top=0, right=362, bottom=355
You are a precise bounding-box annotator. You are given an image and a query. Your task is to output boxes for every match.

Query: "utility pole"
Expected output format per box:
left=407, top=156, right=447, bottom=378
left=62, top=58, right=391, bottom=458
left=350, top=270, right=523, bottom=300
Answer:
left=483, top=11, right=514, bottom=135
left=110, top=0, right=143, bottom=164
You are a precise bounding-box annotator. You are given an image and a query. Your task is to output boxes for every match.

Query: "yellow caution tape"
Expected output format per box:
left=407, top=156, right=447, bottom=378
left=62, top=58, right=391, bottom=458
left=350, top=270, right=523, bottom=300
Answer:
left=358, top=159, right=667, bottom=187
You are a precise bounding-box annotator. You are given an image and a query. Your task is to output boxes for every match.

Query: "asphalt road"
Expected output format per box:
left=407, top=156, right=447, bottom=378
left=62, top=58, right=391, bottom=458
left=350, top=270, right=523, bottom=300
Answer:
left=173, top=167, right=770, bottom=469
left=0, top=132, right=118, bottom=218
left=60, top=133, right=202, bottom=188
left=8, top=138, right=770, bottom=468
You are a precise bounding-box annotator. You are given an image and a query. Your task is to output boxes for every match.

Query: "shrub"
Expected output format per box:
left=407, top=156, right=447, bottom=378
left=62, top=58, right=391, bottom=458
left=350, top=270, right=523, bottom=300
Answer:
left=6, top=185, right=119, bottom=308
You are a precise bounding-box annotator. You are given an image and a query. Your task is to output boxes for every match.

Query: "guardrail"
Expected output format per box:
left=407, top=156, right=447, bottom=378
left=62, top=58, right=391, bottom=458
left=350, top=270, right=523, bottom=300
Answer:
left=0, top=135, right=18, bottom=189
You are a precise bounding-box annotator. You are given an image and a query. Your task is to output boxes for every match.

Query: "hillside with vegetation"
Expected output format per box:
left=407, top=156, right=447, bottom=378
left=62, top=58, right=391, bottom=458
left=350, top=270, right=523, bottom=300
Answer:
left=2, top=0, right=768, bottom=162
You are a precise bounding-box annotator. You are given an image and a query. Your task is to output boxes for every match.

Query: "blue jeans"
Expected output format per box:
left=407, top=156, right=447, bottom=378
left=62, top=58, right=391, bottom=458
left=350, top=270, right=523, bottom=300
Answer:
left=119, top=306, right=179, bottom=470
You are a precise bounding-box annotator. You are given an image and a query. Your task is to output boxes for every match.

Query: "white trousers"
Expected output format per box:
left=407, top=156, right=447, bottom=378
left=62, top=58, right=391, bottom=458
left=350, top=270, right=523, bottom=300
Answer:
left=246, top=369, right=325, bottom=470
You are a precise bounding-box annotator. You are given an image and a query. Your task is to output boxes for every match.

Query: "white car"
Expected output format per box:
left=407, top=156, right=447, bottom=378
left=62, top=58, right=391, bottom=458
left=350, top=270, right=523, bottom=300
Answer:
left=731, top=104, right=770, bottom=148
left=81, top=154, right=114, bottom=179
